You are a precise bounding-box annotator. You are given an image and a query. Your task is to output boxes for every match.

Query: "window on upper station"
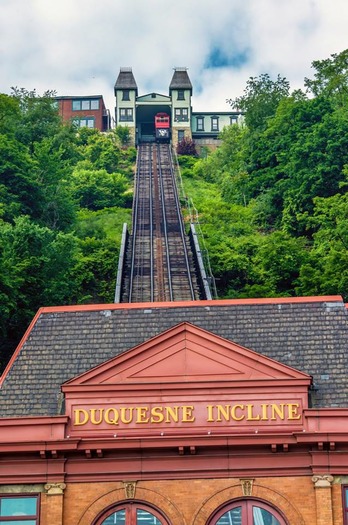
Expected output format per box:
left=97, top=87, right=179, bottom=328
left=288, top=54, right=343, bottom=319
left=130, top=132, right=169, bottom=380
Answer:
left=119, top=108, right=133, bottom=122
left=94, top=502, right=170, bottom=525
left=72, top=99, right=100, bottom=111
left=174, top=108, right=188, bottom=122
left=177, top=90, right=185, bottom=100
left=211, top=117, right=219, bottom=132
left=230, top=115, right=238, bottom=125
left=122, top=90, right=130, bottom=101
left=0, top=495, right=39, bottom=525
left=208, top=500, right=288, bottom=525
left=196, top=117, right=204, bottom=131
left=178, top=130, right=185, bottom=142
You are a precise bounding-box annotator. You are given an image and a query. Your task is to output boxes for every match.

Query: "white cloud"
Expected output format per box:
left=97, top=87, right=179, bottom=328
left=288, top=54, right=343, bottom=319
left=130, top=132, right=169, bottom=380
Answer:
left=0, top=0, right=347, bottom=116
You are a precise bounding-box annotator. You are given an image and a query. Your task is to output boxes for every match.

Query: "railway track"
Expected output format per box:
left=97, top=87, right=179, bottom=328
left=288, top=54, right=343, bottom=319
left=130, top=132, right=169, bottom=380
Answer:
left=124, top=143, right=200, bottom=303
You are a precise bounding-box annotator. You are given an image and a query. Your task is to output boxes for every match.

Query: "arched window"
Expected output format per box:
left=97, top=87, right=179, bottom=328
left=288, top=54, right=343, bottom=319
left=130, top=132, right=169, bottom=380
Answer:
left=94, top=502, right=169, bottom=525
left=209, top=500, right=288, bottom=525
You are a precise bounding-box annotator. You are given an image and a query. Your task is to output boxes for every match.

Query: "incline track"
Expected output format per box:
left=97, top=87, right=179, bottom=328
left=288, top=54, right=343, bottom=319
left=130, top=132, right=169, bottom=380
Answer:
left=124, top=143, right=200, bottom=303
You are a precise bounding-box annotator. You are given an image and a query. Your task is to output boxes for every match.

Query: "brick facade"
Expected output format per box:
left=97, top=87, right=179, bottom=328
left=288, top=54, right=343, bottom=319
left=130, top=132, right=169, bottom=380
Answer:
left=10, top=476, right=340, bottom=525
left=56, top=96, right=109, bottom=131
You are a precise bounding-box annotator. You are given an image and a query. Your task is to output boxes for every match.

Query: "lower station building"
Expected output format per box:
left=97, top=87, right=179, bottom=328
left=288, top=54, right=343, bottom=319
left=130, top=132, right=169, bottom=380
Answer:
left=0, top=296, right=348, bottom=525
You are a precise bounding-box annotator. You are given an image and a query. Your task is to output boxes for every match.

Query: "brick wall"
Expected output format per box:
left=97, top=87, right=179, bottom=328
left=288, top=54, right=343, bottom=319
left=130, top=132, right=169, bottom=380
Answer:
left=57, top=99, right=105, bottom=131
left=36, top=476, right=343, bottom=525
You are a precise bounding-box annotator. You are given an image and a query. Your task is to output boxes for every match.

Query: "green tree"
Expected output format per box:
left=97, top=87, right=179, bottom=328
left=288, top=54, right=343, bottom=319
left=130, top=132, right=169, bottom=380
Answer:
left=0, top=216, right=80, bottom=368
left=115, top=125, right=130, bottom=146
left=71, top=236, right=118, bottom=304
left=11, top=87, right=61, bottom=149
left=69, top=168, right=129, bottom=210
left=0, top=94, right=20, bottom=136
left=304, top=48, right=348, bottom=105
left=78, top=129, right=121, bottom=173
left=296, top=192, right=348, bottom=299
left=246, top=231, right=308, bottom=297
left=33, top=138, right=76, bottom=230
left=0, top=134, right=42, bottom=221
left=228, top=73, right=290, bottom=131
left=237, top=94, right=348, bottom=233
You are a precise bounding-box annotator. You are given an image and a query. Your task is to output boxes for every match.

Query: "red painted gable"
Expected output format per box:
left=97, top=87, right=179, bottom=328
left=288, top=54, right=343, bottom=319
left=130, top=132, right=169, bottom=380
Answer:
left=62, top=323, right=311, bottom=439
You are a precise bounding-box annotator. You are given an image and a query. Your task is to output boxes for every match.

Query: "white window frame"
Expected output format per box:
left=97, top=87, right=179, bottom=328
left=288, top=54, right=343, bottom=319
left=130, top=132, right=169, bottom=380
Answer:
left=174, top=108, right=188, bottom=122
left=211, top=117, right=219, bottom=132
left=119, top=108, right=133, bottom=122
left=72, top=99, right=100, bottom=111
left=196, top=117, right=204, bottom=131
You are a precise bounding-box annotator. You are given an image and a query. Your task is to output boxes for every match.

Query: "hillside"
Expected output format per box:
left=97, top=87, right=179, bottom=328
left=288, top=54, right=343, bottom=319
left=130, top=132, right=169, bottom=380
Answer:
left=0, top=89, right=134, bottom=370
left=180, top=49, right=348, bottom=300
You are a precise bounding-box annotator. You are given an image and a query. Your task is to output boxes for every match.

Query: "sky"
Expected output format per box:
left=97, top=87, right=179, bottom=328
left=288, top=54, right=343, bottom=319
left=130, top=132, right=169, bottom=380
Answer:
left=0, top=0, right=347, bottom=116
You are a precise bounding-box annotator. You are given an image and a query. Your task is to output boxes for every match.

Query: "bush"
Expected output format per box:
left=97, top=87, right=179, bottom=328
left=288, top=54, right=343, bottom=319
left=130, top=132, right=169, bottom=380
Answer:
left=177, top=137, right=197, bottom=156
left=115, top=126, right=131, bottom=146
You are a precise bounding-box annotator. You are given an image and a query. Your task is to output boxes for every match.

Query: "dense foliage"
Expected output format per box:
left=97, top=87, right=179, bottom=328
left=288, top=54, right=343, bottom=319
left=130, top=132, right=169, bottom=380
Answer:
left=180, top=49, right=348, bottom=300
left=0, top=89, right=134, bottom=370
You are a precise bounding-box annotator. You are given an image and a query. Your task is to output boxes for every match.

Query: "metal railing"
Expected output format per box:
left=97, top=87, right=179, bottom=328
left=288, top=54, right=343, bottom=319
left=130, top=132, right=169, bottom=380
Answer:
left=172, top=148, right=218, bottom=300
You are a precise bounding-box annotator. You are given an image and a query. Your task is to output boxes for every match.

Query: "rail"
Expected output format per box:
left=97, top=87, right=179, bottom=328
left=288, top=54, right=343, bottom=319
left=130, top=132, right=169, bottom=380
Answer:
left=126, top=143, right=199, bottom=302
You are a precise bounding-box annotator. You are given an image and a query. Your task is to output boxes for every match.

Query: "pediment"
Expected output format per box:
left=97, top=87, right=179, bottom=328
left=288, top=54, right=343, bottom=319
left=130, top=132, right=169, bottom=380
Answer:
left=137, top=92, right=171, bottom=103
left=64, top=322, right=311, bottom=388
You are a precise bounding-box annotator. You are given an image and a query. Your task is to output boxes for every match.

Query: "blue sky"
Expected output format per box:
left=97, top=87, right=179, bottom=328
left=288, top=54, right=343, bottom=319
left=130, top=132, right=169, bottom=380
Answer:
left=0, top=0, right=347, bottom=115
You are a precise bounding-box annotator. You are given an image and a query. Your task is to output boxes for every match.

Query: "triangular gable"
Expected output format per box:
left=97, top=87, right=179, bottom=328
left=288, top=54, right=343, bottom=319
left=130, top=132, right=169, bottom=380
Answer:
left=63, top=323, right=311, bottom=437
left=137, top=92, right=171, bottom=103
left=63, top=322, right=311, bottom=388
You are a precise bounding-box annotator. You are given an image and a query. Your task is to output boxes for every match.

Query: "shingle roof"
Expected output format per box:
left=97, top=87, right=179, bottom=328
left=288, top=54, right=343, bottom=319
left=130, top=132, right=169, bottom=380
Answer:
left=1, top=297, right=347, bottom=417
left=114, top=68, right=138, bottom=93
left=169, top=68, right=193, bottom=93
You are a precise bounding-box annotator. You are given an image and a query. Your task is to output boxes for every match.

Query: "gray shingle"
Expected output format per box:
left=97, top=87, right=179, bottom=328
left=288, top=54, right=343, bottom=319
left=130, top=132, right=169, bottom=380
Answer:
left=114, top=68, right=138, bottom=93
left=1, top=298, right=347, bottom=417
left=169, top=68, right=193, bottom=93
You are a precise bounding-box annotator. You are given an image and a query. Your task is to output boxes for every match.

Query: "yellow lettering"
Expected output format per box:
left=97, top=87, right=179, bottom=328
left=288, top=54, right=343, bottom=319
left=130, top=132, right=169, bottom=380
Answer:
left=150, top=406, right=164, bottom=423
left=74, top=409, right=89, bottom=426
left=164, top=406, right=179, bottom=423
left=231, top=404, right=244, bottom=421
left=136, top=406, right=150, bottom=424
left=287, top=403, right=301, bottom=420
left=120, top=407, right=134, bottom=424
left=260, top=404, right=269, bottom=421
left=105, top=408, right=119, bottom=425
left=271, top=404, right=285, bottom=420
left=71, top=401, right=302, bottom=429
left=90, top=408, right=104, bottom=425
left=216, top=405, right=230, bottom=422
left=246, top=404, right=260, bottom=421
left=182, top=405, right=195, bottom=423
left=206, top=405, right=214, bottom=422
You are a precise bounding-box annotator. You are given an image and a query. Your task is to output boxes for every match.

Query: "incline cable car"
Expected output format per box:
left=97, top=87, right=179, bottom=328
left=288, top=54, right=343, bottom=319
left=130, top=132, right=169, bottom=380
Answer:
left=155, top=112, right=170, bottom=142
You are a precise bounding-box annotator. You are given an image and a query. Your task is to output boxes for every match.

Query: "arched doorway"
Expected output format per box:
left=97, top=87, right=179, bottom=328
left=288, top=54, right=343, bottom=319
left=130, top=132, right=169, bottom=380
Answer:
left=93, top=502, right=170, bottom=525
left=209, top=500, right=288, bottom=525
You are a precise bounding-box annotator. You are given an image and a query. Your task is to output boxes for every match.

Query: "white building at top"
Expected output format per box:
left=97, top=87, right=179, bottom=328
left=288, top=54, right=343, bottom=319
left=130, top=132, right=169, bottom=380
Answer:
left=114, top=67, right=242, bottom=148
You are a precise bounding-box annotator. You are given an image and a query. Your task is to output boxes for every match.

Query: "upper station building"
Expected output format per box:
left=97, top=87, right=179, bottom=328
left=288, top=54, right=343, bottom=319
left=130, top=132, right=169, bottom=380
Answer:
left=54, top=68, right=241, bottom=145
left=114, top=67, right=242, bottom=147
